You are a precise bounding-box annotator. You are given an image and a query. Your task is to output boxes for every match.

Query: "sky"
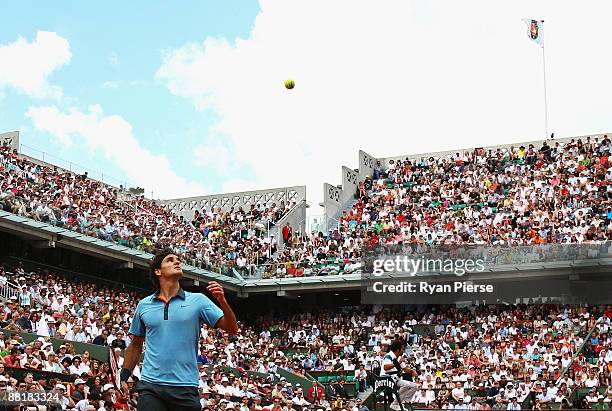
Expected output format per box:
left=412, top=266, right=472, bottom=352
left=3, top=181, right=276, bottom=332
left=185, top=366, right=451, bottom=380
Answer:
left=1, top=0, right=612, bottom=215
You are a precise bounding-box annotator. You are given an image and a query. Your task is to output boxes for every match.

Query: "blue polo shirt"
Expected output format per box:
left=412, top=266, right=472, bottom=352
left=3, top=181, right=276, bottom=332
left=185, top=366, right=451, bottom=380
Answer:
left=129, top=289, right=223, bottom=387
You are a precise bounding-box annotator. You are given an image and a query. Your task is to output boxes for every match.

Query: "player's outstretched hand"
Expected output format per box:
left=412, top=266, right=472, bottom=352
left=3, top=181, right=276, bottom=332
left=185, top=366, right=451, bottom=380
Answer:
left=207, top=281, right=226, bottom=303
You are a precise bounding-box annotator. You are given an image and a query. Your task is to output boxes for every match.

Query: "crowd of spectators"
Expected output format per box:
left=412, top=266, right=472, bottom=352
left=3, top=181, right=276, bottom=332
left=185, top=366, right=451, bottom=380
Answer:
left=2, top=136, right=611, bottom=280
left=0, top=262, right=139, bottom=409
left=1, top=134, right=612, bottom=410
left=0, top=145, right=294, bottom=277
left=264, top=136, right=612, bottom=278
left=0, top=260, right=609, bottom=409
left=236, top=304, right=611, bottom=410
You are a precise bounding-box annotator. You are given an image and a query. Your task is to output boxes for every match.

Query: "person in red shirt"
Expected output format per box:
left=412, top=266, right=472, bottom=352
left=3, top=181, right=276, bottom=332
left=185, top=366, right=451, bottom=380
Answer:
left=369, top=233, right=379, bottom=247
left=3, top=347, right=23, bottom=368
left=308, top=382, right=324, bottom=401
left=281, top=222, right=292, bottom=245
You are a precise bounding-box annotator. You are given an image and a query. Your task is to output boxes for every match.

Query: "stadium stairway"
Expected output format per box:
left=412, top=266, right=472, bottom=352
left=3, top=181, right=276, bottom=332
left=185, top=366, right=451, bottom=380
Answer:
left=330, top=196, right=358, bottom=227
left=359, top=385, right=373, bottom=400
left=563, top=313, right=608, bottom=406
left=268, top=195, right=357, bottom=265
left=264, top=199, right=310, bottom=262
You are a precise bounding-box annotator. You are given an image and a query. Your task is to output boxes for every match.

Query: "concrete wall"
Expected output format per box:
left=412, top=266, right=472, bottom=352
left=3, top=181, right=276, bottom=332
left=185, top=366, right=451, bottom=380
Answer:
left=341, top=166, right=359, bottom=205
left=274, top=200, right=307, bottom=239
left=381, top=132, right=610, bottom=167
left=322, top=182, right=342, bottom=228
left=0, top=131, right=19, bottom=152
left=161, top=185, right=307, bottom=221
left=321, top=149, right=378, bottom=227
left=322, top=149, right=377, bottom=228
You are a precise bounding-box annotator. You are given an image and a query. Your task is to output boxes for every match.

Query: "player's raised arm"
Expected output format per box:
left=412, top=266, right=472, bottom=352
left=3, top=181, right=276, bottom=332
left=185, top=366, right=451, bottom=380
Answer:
left=206, top=281, right=239, bottom=335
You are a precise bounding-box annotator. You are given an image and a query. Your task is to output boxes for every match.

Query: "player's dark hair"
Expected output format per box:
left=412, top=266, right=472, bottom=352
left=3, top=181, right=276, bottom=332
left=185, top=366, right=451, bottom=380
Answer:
left=389, top=339, right=406, bottom=353
left=149, top=248, right=177, bottom=289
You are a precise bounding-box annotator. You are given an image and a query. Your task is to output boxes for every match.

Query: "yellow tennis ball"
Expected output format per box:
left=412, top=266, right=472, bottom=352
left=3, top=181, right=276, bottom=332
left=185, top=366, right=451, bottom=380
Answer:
left=284, top=79, right=295, bottom=89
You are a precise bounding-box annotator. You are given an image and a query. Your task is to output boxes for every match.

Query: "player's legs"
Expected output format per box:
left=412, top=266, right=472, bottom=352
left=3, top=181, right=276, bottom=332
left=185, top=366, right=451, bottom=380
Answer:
left=136, top=381, right=169, bottom=411
left=390, top=379, right=405, bottom=410
left=399, top=380, right=418, bottom=404
left=160, top=385, right=201, bottom=411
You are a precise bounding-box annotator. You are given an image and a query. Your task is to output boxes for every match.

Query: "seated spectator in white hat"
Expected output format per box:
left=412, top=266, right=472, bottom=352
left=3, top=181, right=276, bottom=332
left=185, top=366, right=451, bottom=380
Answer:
left=292, top=388, right=310, bottom=407
left=55, top=383, right=75, bottom=410
left=44, top=351, right=63, bottom=373
left=216, top=376, right=232, bottom=396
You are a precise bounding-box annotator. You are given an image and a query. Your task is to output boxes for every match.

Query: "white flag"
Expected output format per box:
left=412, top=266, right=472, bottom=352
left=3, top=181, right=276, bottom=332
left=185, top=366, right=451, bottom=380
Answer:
left=522, top=18, right=544, bottom=46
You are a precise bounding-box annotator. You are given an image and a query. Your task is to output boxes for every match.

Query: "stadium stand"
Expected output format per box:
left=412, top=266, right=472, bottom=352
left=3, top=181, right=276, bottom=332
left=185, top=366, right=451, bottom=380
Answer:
left=261, top=135, right=612, bottom=279
left=0, top=132, right=610, bottom=410
left=2, top=134, right=611, bottom=281
left=0, top=144, right=298, bottom=278
left=0, top=256, right=609, bottom=410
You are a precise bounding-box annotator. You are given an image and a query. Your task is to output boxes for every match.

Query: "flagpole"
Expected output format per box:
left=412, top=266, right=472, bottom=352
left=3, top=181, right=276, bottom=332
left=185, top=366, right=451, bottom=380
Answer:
left=541, top=20, right=549, bottom=139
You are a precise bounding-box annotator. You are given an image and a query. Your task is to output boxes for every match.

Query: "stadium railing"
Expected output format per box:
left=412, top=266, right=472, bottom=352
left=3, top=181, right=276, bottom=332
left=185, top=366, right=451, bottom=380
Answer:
left=0, top=279, right=19, bottom=302
left=0, top=210, right=243, bottom=290
left=19, top=143, right=132, bottom=192
left=249, top=257, right=363, bottom=280
left=563, top=314, right=609, bottom=406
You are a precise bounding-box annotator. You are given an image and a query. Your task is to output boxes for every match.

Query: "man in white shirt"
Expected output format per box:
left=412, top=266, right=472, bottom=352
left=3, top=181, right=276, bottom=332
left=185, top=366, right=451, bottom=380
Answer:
left=54, top=384, right=75, bottom=410
left=68, top=356, right=90, bottom=376
left=412, top=388, right=429, bottom=405
left=516, top=384, right=530, bottom=403
left=585, top=389, right=600, bottom=404
left=560, top=352, right=572, bottom=369
left=452, top=382, right=465, bottom=403
left=65, top=325, right=88, bottom=343
left=425, top=387, right=436, bottom=404
left=505, top=383, right=517, bottom=399
left=216, top=377, right=233, bottom=396
left=454, top=398, right=468, bottom=410
left=557, top=375, right=574, bottom=389
left=355, top=365, right=368, bottom=391
left=292, top=389, right=310, bottom=407
left=467, top=397, right=481, bottom=410
left=50, top=296, right=65, bottom=312
left=536, top=387, right=554, bottom=404
left=585, top=373, right=599, bottom=388
left=506, top=397, right=521, bottom=410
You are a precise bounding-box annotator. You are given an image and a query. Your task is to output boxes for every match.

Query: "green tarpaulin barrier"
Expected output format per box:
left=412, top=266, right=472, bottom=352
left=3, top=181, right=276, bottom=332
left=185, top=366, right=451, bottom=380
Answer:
left=1, top=328, right=110, bottom=363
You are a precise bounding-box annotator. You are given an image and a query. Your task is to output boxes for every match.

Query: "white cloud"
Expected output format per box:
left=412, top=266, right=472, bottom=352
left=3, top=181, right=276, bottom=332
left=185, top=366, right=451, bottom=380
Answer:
left=193, top=136, right=236, bottom=176
left=102, top=79, right=148, bottom=89
left=25, top=105, right=207, bottom=198
left=102, top=80, right=121, bottom=89
left=157, top=0, right=612, bottom=210
left=0, top=31, right=71, bottom=99
left=109, top=51, right=119, bottom=68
